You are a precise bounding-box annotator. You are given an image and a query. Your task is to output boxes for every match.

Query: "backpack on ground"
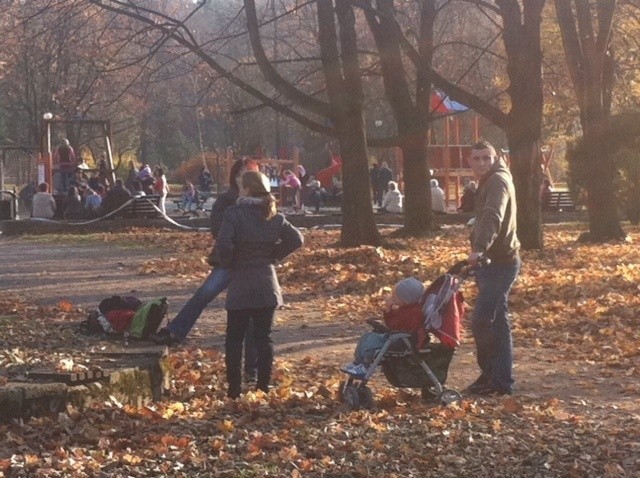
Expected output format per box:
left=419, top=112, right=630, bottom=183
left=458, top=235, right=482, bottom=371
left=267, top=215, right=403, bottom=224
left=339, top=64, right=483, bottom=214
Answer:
left=98, top=295, right=142, bottom=315
left=128, top=297, right=168, bottom=339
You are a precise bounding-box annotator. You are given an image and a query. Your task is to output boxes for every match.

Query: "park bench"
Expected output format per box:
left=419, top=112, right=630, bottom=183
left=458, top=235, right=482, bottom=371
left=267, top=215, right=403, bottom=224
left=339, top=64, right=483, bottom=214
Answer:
left=545, top=191, right=576, bottom=212
left=114, top=195, right=162, bottom=219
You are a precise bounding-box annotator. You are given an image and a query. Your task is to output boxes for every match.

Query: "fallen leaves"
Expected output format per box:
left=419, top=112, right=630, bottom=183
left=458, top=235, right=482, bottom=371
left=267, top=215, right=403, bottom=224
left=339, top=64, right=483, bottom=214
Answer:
left=1, top=225, right=639, bottom=476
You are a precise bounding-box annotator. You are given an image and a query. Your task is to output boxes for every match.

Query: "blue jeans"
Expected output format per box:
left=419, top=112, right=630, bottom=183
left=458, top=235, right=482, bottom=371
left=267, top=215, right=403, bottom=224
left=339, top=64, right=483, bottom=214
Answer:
left=471, top=259, right=520, bottom=392
left=168, top=268, right=257, bottom=376
left=168, top=268, right=230, bottom=339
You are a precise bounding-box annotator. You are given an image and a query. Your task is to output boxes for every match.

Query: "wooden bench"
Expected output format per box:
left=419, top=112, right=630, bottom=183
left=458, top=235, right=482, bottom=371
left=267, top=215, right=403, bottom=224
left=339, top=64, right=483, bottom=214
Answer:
left=544, top=191, right=576, bottom=212
left=114, top=195, right=162, bottom=218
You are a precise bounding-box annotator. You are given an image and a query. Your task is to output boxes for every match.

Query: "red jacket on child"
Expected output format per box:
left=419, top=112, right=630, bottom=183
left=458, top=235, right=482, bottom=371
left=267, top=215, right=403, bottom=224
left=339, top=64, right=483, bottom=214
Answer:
left=383, top=303, right=427, bottom=349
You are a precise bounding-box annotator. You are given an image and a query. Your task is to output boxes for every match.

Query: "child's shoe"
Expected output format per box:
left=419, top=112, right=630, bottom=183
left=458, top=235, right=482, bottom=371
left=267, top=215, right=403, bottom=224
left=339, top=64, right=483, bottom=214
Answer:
left=341, top=362, right=368, bottom=378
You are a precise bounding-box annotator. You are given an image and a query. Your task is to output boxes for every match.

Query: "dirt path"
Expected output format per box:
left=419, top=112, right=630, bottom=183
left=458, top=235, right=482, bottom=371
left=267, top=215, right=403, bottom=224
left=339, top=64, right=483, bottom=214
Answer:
left=1, top=235, right=637, bottom=414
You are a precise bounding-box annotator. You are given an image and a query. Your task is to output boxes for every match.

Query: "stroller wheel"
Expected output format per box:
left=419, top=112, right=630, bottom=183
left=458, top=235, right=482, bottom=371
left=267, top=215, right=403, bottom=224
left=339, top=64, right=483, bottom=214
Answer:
left=438, top=389, right=462, bottom=406
left=339, top=381, right=361, bottom=410
left=421, top=387, right=438, bottom=402
left=357, top=386, right=374, bottom=410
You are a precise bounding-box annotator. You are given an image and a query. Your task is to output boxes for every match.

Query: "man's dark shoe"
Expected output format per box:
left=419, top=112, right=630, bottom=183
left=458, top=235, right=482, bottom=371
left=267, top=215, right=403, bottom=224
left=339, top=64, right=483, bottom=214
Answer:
left=476, top=387, right=513, bottom=397
left=465, top=376, right=492, bottom=394
left=149, top=328, right=180, bottom=346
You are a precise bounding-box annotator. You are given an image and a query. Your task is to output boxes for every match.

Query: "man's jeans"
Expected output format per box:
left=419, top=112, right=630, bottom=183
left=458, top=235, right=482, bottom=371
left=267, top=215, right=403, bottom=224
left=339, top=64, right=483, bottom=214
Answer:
left=471, top=259, right=520, bottom=392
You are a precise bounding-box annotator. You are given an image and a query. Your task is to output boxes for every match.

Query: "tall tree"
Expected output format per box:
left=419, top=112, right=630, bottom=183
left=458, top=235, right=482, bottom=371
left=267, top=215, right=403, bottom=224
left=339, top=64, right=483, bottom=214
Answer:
left=244, top=0, right=379, bottom=245
left=361, top=0, right=436, bottom=235
left=555, top=0, right=626, bottom=241
left=383, top=0, right=547, bottom=249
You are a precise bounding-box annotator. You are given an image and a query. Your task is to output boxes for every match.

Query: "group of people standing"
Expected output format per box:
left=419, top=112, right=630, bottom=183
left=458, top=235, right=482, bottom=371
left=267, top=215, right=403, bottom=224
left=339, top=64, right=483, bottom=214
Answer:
left=125, top=162, right=170, bottom=214
left=151, top=157, right=304, bottom=398
left=36, top=139, right=519, bottom=400
left=153, top=140, right=520, bottom=400
left=369, top=161, right=479, bottom=214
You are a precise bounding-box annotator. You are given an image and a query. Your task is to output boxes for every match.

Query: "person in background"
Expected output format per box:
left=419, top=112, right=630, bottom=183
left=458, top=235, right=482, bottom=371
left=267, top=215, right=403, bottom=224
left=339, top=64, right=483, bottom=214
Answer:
left=378, top=161, right=393, bottom=198
left=99, top=179, right=131, bottom=215
left=306, top=175, right=326, bottom=213
left=465, top=141, right=520, bottom=396
left=296, top=164, right=309, bottom=185
left=430, top=179, right=447, bottom=213
left=126, top=162, right=139, bottom=191
left=198, top=166, right=213, bottom=203
left=540, top=178, right=553, bottom=212
left=98, top=154, right=111, bottom=187
left=95, top=184, right=107, bottom=199
left=62, top=186, right=86, bottom=220
left=132, top=180, right=146, bottom=196
left=380, top=180, right=403, bottom=213
left=84, top=188, right=102, bottom=214
left=458, top=179, right=477, bottom=213
left=136, top=163, right=154, bottom=194
left=69, top=167, right=88, bottom=191
left=181, top=181, right=197, bottom=214
left=153, top=167, right=169, bottom=215
left=18, top=181, right=37, bottom=213
left=88, top=171, right=101, bottom=191
left=216, top=170, right=303, bottom=398
left=31, top=182, right=56, bottom=219
left=281, top=169, right=302, bottom=211
left=54, top=139, right=76, bottom=194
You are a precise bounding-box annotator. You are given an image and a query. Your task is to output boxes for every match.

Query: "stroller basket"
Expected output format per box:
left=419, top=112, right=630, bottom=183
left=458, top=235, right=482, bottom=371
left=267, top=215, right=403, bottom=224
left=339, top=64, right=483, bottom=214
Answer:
left=381, top=343, right=454, bottom=389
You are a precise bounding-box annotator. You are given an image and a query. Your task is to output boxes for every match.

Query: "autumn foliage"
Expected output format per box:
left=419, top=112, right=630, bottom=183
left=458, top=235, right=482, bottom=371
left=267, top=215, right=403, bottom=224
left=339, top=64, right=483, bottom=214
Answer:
left=0, top=225, right=639, bottom=476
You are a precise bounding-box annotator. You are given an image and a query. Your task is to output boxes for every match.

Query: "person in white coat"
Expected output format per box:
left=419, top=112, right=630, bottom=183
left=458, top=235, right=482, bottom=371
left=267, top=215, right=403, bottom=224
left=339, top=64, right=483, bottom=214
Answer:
left=431, top=179, right=447, bottom=213
left=380, top=181, right=403, bottom=213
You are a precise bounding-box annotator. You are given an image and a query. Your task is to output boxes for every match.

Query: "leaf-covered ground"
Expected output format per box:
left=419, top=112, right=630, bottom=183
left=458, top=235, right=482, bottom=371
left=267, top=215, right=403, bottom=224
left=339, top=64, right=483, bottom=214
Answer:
left=1, top=224, right=639, bottom=477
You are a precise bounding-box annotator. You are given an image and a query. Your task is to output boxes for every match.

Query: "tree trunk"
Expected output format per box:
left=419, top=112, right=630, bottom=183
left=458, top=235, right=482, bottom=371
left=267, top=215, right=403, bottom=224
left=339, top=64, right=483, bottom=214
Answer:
left=337, top=111, right=380, bottom=246
left=363, top=0, right=435, bottom=236
left=507, top=136, right=543, bottom=249
left=581, top=119, right=625, bottom=241
left=318, top=0, right=379, bottom=246
left=555, top=0, right=624, bottom=242
left=400, top=132, right=434, bottom=234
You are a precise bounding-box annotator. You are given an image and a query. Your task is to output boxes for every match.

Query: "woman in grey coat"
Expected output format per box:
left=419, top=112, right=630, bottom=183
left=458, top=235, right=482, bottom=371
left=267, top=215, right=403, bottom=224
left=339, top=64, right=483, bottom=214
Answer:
left=216, top=171, right=304, bottom=399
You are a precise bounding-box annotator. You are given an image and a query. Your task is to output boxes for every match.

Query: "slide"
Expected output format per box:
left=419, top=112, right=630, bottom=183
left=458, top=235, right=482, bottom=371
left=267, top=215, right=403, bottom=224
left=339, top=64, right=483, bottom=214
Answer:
left=316, top=155, right=342, bottom=189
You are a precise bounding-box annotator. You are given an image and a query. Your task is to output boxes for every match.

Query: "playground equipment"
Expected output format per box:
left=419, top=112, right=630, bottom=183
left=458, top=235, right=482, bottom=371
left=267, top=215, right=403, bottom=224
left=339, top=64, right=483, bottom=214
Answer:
left=39, top=116, right=117, bottom=192
left=316, top=155, right=342, bottom=189
left=0, top=145, right=37, bottom=193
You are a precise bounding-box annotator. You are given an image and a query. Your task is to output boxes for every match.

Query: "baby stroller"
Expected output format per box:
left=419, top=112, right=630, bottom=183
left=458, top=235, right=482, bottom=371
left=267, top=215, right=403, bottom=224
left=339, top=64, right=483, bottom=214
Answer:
left=339, top=260, right=481, bottom=409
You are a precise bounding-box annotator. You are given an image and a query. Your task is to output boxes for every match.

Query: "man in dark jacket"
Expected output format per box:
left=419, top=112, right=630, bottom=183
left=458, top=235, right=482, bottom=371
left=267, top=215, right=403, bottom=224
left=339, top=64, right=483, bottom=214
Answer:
left=99, top=179, right=131, bottom=215
left=466, top=141, right=520, bottom=396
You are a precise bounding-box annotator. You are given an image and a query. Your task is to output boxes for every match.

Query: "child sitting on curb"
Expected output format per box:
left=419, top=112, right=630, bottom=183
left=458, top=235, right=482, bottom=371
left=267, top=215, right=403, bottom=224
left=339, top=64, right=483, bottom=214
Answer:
left=341, top=277, right=425, bottom=377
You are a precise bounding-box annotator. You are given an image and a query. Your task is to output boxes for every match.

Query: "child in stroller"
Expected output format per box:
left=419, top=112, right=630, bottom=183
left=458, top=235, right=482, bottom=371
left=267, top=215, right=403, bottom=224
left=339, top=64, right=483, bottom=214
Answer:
left=339, top=262, right=470, bottom=409
left=341, top=277, right=426, bottom=377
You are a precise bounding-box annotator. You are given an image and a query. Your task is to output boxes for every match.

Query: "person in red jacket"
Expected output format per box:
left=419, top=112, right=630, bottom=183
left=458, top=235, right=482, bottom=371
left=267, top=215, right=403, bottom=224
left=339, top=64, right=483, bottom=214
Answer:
left=341, top=277, right=425, bottom=377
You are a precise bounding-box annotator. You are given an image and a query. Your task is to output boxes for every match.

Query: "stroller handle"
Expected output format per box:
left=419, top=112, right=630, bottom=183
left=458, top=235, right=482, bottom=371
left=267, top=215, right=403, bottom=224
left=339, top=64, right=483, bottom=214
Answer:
left=447, top=256, right=491, bottom=276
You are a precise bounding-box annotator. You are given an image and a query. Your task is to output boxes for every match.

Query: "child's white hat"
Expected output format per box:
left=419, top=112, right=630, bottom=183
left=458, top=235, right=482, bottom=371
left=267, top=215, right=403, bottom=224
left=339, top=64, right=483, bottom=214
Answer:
left=394, top=277, right=425, bottom=305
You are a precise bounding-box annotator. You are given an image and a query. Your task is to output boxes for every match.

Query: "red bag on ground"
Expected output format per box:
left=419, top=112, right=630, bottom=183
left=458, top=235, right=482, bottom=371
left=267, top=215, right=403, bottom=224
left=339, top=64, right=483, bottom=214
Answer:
left=105, top=309, right=136, bottom=333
